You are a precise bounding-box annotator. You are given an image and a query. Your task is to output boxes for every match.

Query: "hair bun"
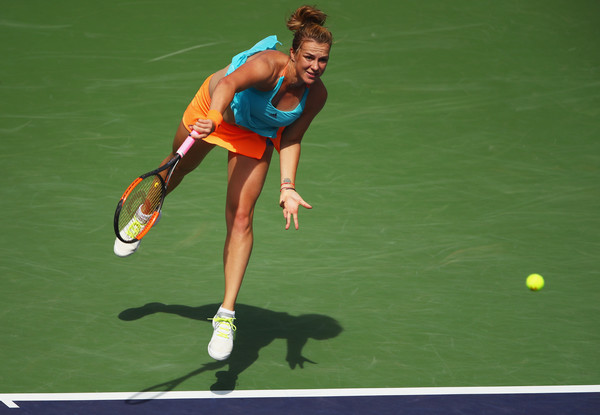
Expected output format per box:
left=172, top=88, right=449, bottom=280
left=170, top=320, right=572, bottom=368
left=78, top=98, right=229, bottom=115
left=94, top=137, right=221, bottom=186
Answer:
left=287, top=5, right=327, bottom=32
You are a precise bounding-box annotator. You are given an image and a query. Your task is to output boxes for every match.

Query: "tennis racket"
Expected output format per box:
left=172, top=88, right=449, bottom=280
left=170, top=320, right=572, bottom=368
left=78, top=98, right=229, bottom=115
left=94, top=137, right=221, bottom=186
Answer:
left=113, top=136, right=196, bottom=243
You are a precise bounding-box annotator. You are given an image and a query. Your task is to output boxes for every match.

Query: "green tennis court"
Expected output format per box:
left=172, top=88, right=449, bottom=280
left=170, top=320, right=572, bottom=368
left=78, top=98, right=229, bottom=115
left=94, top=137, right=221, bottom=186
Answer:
left=1, top=0, right=598, bottom=404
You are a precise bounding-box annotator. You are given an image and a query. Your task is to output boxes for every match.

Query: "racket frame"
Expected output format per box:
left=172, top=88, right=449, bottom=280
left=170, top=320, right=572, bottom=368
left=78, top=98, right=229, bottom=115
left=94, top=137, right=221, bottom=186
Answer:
left=113, top=136, right=195, bottom=243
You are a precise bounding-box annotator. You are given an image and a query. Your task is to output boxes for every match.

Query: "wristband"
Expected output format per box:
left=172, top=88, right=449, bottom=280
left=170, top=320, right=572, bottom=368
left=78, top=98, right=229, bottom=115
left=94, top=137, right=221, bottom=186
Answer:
left=206, top=109, right=223, bottom=129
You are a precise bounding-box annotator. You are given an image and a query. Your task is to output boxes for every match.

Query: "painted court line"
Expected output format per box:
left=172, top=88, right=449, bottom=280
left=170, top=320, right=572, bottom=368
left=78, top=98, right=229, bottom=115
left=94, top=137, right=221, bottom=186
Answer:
left=2, top=385, right=599, bottom=409
left=147, top=42, right=222, bottom=62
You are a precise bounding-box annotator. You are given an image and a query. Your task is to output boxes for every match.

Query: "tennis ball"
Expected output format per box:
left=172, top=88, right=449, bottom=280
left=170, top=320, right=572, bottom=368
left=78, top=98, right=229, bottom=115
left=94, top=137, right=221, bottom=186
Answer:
left=526, top=273, right=545, bottom=291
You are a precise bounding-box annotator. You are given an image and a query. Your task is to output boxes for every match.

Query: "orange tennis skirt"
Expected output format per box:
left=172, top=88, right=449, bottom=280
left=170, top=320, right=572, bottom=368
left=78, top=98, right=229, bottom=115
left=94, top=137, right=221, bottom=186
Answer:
left=182, top=74, right=283, bottom=159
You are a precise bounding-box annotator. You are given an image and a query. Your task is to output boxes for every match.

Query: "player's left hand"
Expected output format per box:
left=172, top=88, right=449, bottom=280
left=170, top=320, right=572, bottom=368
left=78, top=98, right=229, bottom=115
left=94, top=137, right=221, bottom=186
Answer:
left=279, top=189, right=312, bottom=230
left=286, top=354, right=317, bottom=369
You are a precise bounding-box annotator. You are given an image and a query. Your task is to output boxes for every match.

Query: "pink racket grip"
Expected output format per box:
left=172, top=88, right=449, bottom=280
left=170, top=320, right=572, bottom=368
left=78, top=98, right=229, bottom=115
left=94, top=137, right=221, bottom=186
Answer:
left=176, top=135, right=196, bottom=157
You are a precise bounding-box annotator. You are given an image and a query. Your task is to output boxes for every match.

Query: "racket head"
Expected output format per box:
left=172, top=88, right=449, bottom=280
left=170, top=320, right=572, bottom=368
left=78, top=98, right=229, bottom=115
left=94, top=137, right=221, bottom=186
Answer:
left=114, top=173, right=167, bottom=243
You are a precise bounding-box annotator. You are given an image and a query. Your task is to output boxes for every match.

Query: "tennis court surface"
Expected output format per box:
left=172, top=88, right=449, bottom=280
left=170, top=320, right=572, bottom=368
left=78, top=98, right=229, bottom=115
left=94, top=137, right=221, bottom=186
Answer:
left=2, top=0, right=598, bottom=414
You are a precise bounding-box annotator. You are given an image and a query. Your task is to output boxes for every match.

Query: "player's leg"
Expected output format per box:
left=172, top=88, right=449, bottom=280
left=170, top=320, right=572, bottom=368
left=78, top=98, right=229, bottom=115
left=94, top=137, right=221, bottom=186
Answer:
left=222, top=147, right=274, bottom=310
left=160, top=121, right=215, bottom=195
left=114, top=121, right=215, bottom=257
left=208, top=146, right=274, bottom=360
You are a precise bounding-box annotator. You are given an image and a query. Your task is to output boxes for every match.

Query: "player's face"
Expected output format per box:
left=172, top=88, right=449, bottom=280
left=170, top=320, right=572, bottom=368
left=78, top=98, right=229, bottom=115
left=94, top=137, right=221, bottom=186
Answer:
left=291, top=40, right=330, bottom=85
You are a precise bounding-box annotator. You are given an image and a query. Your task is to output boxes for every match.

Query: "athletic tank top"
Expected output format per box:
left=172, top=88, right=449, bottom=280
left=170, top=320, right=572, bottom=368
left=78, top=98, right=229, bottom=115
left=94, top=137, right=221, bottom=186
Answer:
left=226, top=36, right=309, bottom=138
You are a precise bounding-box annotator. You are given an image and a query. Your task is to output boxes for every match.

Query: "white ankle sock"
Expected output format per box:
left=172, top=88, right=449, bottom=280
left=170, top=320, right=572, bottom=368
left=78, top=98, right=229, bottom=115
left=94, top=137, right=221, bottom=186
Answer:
left=135, top=205, right=152, bottom=222
left=217, top=306, right=235, bottom=318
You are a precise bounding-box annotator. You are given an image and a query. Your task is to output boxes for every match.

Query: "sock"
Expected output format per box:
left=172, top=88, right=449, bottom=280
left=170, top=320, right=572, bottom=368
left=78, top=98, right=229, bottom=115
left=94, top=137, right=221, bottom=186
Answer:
left=135, top=205, right=152, bottom=222
left=217, top=305, right=235, bottom=318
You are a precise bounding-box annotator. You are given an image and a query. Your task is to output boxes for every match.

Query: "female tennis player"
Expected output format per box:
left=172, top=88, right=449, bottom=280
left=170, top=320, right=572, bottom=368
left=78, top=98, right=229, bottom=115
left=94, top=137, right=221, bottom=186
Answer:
left=114, top=5, right=332, bottom=361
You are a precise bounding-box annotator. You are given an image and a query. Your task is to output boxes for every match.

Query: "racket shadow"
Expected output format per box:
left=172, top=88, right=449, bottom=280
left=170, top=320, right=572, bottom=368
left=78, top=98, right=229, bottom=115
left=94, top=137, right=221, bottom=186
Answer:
left=118, top=303, right=343, bottom=399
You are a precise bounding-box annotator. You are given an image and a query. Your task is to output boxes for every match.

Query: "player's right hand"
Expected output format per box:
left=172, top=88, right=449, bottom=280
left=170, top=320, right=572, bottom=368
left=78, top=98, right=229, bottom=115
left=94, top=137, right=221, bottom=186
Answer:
left=189, top=118, right=215, bottom=140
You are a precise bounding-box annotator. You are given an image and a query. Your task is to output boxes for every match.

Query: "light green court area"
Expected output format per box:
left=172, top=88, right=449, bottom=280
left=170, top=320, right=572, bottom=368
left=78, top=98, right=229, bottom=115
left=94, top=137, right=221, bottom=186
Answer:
left=1, top=0, right=598, bottom=393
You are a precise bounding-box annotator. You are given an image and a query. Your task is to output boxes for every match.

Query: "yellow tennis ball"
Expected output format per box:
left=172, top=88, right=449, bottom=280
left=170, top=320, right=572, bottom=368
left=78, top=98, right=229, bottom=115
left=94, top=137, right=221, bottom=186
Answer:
left=526, top=273, right=545, bottom=291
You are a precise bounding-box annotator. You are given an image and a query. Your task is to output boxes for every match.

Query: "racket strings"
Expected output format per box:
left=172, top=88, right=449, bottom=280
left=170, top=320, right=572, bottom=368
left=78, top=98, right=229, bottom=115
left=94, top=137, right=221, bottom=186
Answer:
left=117, top=175, right=164, bottom=241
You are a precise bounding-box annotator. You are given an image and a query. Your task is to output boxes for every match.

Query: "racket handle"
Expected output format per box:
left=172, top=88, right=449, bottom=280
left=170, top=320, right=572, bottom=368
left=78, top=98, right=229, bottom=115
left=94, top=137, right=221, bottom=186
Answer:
left=176, top=135, right=196, bottom=157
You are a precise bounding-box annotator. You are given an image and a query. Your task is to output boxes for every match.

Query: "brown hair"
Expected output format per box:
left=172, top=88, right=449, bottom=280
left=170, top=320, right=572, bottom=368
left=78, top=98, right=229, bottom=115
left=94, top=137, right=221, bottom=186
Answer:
left=287, top=5, right=332, bottom=51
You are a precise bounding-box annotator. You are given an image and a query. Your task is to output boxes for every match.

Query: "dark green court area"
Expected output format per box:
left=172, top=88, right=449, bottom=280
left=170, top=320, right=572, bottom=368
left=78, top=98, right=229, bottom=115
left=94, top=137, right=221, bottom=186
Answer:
left=1, top=0, right=598, bottom=399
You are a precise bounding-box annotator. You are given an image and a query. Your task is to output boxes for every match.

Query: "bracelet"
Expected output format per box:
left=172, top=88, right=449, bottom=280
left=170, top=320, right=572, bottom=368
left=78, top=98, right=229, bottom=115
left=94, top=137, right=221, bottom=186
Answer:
left=280, top=187, right=296, bottom=192
left=206, top=109, right=223, bottom=129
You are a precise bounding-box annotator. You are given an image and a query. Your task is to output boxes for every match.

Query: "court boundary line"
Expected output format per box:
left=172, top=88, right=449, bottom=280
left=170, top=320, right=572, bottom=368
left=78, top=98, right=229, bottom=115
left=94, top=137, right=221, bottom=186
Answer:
left=147, top=42, right=222, bottom=62
left=2, top=385, right=599, bottom=409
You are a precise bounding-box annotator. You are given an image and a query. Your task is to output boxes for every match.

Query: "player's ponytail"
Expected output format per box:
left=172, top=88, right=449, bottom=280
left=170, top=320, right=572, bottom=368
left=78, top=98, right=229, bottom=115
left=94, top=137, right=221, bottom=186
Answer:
left=287, top=5, right=332, bottom=51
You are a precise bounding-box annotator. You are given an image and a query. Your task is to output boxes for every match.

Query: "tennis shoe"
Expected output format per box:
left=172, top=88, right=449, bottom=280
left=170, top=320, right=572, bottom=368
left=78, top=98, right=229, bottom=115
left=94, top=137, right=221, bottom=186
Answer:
left=208, top=315, right=236, bottom=361
left=113, top=211, right=160, bottom=257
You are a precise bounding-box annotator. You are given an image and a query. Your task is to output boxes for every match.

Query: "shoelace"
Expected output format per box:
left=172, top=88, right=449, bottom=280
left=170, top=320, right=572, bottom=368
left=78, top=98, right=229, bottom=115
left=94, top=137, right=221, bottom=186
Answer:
left=125, top=217, right=145, bottom=239
left=208, top=317, right=236, bottom=339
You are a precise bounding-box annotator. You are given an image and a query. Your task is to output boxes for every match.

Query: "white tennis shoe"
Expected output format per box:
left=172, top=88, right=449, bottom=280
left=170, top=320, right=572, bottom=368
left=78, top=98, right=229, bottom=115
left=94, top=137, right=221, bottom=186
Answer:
left=208, top=314, right=236, bottom=361
left=114, top=236, right=142, bottom=257
left=113, top=209, right=160, bottom=257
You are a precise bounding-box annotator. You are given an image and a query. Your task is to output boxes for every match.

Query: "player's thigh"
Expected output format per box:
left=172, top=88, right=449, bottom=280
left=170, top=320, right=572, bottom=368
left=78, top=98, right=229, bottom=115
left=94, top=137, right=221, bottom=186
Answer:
left=172, top=121, right=215, bottom=173
left=226, top=147, right=274, bottom=211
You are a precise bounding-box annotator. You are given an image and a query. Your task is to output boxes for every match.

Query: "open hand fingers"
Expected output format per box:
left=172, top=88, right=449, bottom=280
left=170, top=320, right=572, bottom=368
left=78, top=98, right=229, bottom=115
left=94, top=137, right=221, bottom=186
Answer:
left=280, top=191, right=312, bottom=230
left=282, top=208, right=298, bottom=230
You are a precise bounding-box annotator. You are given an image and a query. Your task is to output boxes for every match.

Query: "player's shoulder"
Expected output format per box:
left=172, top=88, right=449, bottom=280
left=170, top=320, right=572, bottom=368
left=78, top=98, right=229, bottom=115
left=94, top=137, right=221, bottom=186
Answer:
left=303, top=79, right=327, bottom=116
left=244, top=50, right=288, bottom=78
left=247, top=49, right=288, bottom=66
left=308, top=79, right=327, bottom=102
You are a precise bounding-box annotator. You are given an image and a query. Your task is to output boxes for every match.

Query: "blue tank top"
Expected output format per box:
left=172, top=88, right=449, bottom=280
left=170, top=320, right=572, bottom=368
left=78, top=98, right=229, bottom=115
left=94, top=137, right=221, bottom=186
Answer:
left=226, top=36, right=309, bottom=138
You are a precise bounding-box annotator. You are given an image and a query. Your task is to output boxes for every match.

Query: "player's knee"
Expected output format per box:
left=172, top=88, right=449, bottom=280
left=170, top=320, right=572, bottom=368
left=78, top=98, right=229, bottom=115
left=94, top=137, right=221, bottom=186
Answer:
left=175, top=163, right=196, bottom=177
left=227, top=208, right=253, bottom=234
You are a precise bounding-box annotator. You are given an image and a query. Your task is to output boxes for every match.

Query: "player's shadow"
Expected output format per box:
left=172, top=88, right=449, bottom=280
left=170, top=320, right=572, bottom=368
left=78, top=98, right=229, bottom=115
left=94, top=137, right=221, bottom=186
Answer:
left=118, top=303, right=343, bottom=401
